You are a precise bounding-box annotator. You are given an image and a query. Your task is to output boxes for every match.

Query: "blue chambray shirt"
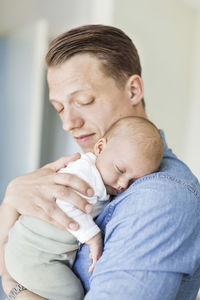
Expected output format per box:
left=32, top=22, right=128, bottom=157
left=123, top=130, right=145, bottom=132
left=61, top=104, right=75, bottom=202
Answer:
left=73, top=131, right=200, bottom=300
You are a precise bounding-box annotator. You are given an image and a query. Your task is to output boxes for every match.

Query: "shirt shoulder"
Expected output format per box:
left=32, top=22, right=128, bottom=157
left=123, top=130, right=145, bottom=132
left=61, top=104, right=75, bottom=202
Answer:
left=101, top=169, right=200, bottom=275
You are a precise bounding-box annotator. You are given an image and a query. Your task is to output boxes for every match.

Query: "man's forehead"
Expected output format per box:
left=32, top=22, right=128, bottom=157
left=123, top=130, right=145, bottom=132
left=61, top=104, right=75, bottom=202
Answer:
left=47, top=53, right=102, bottom=74
left=47, top=57, right=103, bottom=86
left=47, top=64, right=111, bottom=103
left=47, top=65, right=94, bottom=96
left=49, top=88, right=94, bottom=103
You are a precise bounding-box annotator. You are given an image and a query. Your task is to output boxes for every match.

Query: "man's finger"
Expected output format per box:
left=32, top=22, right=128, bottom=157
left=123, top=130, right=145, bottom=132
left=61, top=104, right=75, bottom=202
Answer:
left=54, top=173, right=94, bottom=197
left=34, top=203, right=79, bottom=230
left=53, top=185, right=93, bottom=213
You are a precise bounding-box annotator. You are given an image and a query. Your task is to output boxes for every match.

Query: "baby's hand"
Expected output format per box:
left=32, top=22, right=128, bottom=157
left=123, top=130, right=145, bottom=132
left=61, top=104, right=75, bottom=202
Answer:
left=86, top=232, right=103, bottom=273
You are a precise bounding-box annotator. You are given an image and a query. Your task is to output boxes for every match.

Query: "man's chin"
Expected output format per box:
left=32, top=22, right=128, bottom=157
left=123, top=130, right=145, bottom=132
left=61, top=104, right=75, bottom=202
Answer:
left=74, top=136, right=97, bottom=153
left=82, top=146, right=95, bottom=154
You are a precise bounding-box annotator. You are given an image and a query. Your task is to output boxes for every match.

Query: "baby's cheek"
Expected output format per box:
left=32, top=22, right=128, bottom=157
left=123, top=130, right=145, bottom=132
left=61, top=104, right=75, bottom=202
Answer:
left=101, top=168, right=113, bottom=186
left=105, top=185, right=114, bottom=195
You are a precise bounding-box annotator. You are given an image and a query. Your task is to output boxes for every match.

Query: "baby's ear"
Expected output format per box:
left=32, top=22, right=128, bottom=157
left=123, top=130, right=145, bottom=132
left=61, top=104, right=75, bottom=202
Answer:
left=94, top=138, right=107, bottom=156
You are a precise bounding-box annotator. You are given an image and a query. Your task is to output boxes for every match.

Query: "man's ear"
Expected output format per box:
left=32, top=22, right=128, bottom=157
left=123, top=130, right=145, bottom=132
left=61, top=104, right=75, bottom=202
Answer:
left=94, top=138, right=107, bottom=156
left=126, top=75, right=144, bottom=106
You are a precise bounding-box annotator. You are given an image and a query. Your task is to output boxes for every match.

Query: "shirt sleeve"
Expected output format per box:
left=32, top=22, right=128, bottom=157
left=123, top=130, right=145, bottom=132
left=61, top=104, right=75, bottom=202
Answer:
left=86, top=270, right=182, bottom=300
left=84, top=177, right=200, bottom=300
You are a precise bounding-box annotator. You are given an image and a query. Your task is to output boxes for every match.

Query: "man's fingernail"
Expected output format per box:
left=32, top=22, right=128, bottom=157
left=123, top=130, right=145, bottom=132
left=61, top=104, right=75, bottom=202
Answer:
left=87, top=188, right=93, bottom=197
left=69, top=223, right=78, bottom=230
left=85, top=204, right=93, bottom=214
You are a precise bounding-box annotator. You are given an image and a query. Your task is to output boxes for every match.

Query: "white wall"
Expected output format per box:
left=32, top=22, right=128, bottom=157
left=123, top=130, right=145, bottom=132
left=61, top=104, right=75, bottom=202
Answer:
left=0, top=38, right=7, bottom=203
left=113, top=0, right=195, bottom=157
left=0, top=0, right=92, bottom=37
left=112, top=0, right=199, bottom=179
left=183, top=2, right=200, bottom=179
left=0, top=21, right=48, bottom=201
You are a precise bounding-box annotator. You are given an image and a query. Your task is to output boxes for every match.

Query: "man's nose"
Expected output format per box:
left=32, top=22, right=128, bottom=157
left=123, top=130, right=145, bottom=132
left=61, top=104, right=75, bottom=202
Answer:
left=62, top=106, right=84, bottom=131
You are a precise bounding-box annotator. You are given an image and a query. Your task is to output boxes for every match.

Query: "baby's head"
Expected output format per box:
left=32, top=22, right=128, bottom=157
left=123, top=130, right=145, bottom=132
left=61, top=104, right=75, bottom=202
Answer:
left=93, top=116, right=164, bottom=195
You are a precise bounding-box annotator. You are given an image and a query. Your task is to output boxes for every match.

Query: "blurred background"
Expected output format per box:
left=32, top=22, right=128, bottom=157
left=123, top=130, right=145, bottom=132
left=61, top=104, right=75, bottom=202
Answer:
left=0, top=0, right=200, bottom=296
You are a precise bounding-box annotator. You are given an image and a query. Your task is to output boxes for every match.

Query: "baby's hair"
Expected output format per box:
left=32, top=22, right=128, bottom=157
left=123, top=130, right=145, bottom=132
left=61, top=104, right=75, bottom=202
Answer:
left=104, top=116, right=164, bottom=173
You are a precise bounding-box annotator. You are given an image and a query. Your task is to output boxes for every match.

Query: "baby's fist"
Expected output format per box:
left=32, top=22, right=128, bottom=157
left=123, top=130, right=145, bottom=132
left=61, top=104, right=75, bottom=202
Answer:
left=86, top=232, right=103, bottom=273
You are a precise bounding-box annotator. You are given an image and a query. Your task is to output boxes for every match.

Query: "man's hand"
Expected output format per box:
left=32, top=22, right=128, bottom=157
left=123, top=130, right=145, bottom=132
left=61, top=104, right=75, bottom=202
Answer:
left=86, top=232, right=103, bottom=273
left=3, top=153, right=94, bottom=230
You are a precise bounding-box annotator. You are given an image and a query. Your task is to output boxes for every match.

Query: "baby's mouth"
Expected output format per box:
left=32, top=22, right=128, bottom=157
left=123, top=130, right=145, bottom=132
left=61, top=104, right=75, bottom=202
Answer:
left=112, top=187, right=122, bottom=195
left=106, top=186, right=123, bottom=195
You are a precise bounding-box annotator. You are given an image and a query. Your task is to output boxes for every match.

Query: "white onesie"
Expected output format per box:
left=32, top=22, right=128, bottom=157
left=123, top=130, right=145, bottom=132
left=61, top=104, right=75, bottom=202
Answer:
left=56, top=152, right=110, bottom=243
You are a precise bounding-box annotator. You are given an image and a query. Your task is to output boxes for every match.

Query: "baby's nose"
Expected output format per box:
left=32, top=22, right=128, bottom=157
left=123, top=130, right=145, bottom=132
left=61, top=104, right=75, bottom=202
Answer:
left=118, top=178, right=128, bottom=190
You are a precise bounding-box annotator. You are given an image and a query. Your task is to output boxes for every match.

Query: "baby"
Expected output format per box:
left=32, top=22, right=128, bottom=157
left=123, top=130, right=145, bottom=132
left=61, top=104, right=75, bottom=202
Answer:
left=5, top=116, right=164, bottom=300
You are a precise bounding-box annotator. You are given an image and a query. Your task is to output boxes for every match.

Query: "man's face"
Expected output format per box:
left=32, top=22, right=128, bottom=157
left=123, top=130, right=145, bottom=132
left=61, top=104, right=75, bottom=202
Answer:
left=47, top=54, right=138, bottom=152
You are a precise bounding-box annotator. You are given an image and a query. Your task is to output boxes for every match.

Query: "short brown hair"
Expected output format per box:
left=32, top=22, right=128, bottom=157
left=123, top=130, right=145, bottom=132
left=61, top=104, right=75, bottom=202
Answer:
left=46, top=24, right=145, bottom=107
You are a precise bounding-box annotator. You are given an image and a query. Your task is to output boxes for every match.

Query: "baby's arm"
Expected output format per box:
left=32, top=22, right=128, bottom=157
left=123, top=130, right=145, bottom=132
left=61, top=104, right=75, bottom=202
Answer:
left=57, top=154, right=108, bottom=271
left=56, top=200, right=103, bottom=271
left=86, top=232, right=103, bottom=273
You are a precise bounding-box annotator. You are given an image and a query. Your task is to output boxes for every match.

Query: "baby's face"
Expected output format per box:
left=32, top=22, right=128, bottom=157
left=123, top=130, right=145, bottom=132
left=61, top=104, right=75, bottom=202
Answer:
left=95, top=137, right=155, bottom=195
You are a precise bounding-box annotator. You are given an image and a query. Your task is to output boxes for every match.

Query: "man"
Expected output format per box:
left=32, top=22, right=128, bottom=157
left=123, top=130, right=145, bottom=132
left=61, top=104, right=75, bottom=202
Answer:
left=1, top=24, right=200, bottom=300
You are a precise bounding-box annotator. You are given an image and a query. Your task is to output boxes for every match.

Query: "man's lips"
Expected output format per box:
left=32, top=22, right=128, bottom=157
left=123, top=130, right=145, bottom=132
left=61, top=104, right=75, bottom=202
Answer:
left=74, top=133, right=96, bottom=144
